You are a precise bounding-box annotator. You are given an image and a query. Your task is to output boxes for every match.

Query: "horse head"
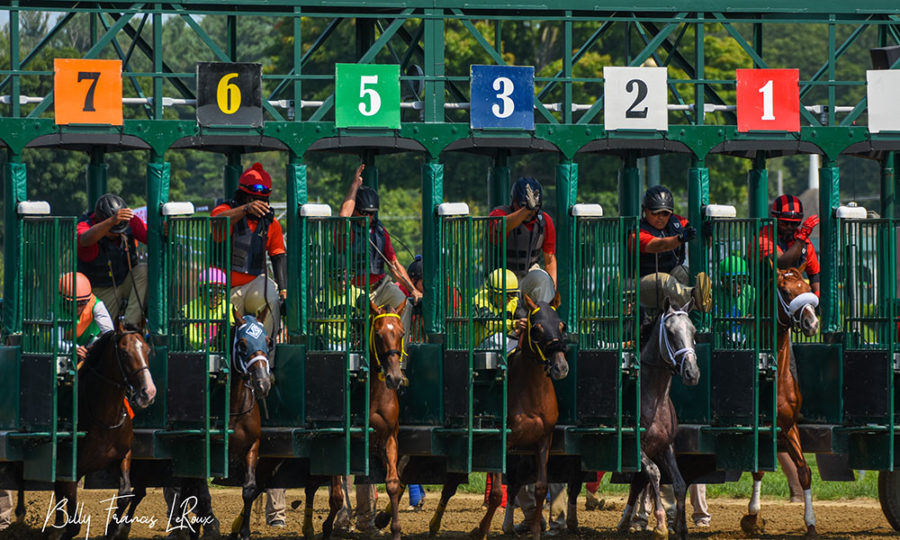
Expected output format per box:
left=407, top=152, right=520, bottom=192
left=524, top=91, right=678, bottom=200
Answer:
left=369, top=300, right=407, bottom=391
left=656, top=300, right=700, bottom=386
left=232, top=306, right=272, bottom=398
left=114, top=319, right=157, bottom=409
left=777, top=264, right=819, bottom=336
left=521, top=292, right=569, bottom=380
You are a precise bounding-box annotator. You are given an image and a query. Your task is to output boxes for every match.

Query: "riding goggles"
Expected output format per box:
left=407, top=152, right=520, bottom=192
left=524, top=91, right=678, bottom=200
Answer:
left=775, top=211, right=803, bottom=221
left=241, top=183, right=272, bottom=195
left=651, top=209, right=673, bottom=217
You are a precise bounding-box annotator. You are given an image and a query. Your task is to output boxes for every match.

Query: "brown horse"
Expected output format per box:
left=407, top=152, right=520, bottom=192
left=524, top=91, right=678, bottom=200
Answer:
left=427, top=294, right=569, bottom=540
left=38, top=323, right=157, bottom=540
left=301, top=300, right=407, bottom=540
left=741, top=264, right=819, bottom=537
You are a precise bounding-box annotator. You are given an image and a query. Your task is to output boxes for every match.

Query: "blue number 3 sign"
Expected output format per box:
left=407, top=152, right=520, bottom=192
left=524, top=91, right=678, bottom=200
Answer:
left=470, top=65, right=534, bottom=130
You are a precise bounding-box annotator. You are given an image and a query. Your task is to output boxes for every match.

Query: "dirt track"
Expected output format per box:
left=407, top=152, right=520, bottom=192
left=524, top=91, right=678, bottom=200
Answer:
left=3, top=489, right=895, bottom=539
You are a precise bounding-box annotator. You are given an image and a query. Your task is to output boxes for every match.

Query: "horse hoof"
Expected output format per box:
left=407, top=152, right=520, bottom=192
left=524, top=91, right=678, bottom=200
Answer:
left=111, top=523, right=132, bottom=540
left=469, top=527, right=487, bottom=540
left=652, top=528, right=669, bottom=540
left=740, top=514, right=765, bottom=535
left=806, top=524, right=819, bottom=538
left=566, top=517, right=578, bottom=533
left=374, top=511, right=392, bottom=530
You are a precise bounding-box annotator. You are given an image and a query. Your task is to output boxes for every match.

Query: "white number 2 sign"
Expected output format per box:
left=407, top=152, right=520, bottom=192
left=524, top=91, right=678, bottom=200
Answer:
left=603, top=66, right=668, bottom=131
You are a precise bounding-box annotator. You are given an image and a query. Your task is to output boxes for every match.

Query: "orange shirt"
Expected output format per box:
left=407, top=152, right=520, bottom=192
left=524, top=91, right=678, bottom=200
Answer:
left=211, top=203, right=286, bottom=287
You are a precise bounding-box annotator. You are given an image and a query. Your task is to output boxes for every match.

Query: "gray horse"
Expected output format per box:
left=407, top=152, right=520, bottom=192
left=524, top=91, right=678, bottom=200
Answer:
left=617, top=300, right=700, bottom=540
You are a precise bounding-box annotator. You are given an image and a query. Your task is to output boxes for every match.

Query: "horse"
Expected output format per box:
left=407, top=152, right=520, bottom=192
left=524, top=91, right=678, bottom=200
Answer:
left=29, top=321, right=157, bottom=540
left=109, top=310, right=273, bottom=540
left=425, top=293, right=569, bottom=540
left=300, top=300, right=407, bottom=540
left=615, top=300, right=700, bottom=540
left=741, top=264, right=819, bottom=537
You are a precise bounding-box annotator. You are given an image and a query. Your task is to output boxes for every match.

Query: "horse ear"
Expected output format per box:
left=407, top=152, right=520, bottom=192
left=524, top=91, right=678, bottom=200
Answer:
left=257, top=304, right=270, bottom=326
left=232, top=306, right=243, bottom=326
left=116, top=316, right=127, bottom=334
left=523, top=292, right=538, bottom=311
left=370, top=300, right=382, bottom=316
left=551, top=290, right=561, bottom=309
left=395, top=298, right=407, bottom=317
left=662, top=295, right=672, bottom=312
left=797, top=260, right=808, bottom=275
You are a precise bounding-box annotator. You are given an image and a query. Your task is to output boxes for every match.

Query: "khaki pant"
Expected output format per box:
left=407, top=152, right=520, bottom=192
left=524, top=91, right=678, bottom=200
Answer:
left=93, top=262, right=148, bottom=326
left=230, top=275, right=281, bottom=342
left=370, top=278, right=412, bottom=337
left=265, top=488, right=285, bottom=523
left=639, top=265, right=693, bottom=310
left=0, top=489, right=12, bottom=530
left=632, top=483, right=708, bottom=527
left=514, top=482, right=566, bottom=529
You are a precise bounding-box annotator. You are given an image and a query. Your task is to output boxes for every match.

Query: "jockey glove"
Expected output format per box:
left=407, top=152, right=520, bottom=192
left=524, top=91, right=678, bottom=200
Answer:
left=794, top=215, right=820, bottom=242
left=677, top=226, right=697, bottom=244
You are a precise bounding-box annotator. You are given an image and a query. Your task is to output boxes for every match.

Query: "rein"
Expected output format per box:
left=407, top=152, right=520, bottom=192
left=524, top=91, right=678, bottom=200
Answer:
left=369, top=312, right=406, bottom=381
left=646, top=310, right=693, bottom=377
left=84, top=331, right=147, bottom=430
left=777, top=287, right=819, bottom=330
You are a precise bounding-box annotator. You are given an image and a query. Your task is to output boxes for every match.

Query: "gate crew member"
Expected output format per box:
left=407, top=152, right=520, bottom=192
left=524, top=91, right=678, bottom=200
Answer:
left=211, top=162, right=288, bottom=344
left=489, top=176, right=558, bottom=285
left=339, top=164, right=422, bottom=335
left=758, top=194, right=820, bottom=296
left=77, top=193, right=148, bottom=325
left=58, top=271, right=115, bottom=360
left=637, top=185, right=711, bottom=313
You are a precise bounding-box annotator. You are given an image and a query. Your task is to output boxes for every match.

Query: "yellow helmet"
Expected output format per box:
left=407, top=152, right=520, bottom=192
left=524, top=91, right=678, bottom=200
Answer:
left=487, top=269, right=518, bottom=294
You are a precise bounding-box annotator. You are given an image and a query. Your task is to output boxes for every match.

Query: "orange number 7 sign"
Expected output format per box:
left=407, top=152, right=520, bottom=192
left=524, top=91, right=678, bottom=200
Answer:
left=54, top=59, right=123, bottom=125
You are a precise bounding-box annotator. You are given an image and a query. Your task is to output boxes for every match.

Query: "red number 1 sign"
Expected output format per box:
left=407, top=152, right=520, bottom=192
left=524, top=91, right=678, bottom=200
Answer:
left=736, top=69, right=799, bottom=132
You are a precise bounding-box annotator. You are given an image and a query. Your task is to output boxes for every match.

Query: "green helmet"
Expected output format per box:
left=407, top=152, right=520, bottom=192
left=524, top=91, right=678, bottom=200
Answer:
left=719, top=256, right=749, bottom=277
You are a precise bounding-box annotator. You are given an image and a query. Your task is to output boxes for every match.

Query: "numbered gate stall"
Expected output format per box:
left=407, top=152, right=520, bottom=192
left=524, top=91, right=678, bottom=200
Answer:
left=0, top=215, right=79, bottom=486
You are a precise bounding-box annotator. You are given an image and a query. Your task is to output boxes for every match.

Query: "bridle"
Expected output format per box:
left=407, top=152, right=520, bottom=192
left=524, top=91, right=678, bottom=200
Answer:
left=524, top=306, right=567, bottom=375
left=231, top=317, right=271, bottom=418
left=776, top=274, right=819, bottom=331
left=369, top=312, right=406, bottom=382
left=85, top=329, right=150, bottom=430
left=646, top=310, right=694, bottom=378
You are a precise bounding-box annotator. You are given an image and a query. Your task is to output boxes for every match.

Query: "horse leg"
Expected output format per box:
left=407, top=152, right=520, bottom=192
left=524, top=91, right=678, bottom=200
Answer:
left=528, top=437, right=552, bottom=540
left=106, top=453, right=134, bottom=539
left=14, top=486, right=25, bottom=522
left=661, top=446, right=687, bottom=540
left=617, top=461, right=650, bottom=533
left=51, top=481, right=78, bottom=540
left=322, top=476, right=343, bottom=539
left=740, top=471, right=766, bottom=535
left=301, top=479, right=320, bottom=540
left=565, top=472, right=582, bottom=533
left=237, top=440, right=261, bottom=540
left=474, top=472, right=503, bottom=540
left=428, top=476, right=462, bottom=537
left=501, top=476, right=521, bottom=535
left=383, top=433, right=402, bottom=540
left=193, top=480, right=219, bottom=539
left=784, top=423, right=817, bottom=537
left=114, top=481, right=146, bottom=540
left=374, top=484, right=406, bottom=529
left=641, top=458, right=667, bottom=540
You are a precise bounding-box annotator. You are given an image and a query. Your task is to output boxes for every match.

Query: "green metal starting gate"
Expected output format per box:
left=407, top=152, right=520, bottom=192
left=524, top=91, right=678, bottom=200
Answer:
left=565, top=215, right=641, bottom=472
left=0, top=217, right=79, bottom=483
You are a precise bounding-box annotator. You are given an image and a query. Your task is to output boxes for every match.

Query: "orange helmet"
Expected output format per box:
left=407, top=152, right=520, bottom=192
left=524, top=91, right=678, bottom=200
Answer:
left=59, top=272, right=92, bottom=302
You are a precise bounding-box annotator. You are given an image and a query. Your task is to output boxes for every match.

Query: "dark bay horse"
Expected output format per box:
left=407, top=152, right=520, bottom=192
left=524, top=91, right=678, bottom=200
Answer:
left=616, top=301, right=699, bottom=540
left=301, top=300, right=407, bottom=540
left=38, top=323, right=156, bottom=540
left=741, top=265, right=819, bottom=537
left=427, top=294, right=569, bottom=540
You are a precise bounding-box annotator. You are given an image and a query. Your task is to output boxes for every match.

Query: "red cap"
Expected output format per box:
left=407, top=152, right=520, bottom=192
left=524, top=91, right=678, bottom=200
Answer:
left=238, top=163, right=272, bottom=196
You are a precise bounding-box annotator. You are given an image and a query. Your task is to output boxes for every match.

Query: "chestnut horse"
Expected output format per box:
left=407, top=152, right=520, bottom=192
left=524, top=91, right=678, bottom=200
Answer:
left=37, top=323, right=157, bottom=540
left=741, top=265, right=819, bottom=537
left=616, top=301, right=699, bottom=540
left=427, top=294, right=569, bottom=540
left=301, top=300, right=407, bottom=540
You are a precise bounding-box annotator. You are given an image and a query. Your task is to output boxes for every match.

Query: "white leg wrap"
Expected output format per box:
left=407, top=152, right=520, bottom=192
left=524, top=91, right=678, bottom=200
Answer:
left=748, top=480, right=762, bottom=515
left=618, top=504, right=634, bottom=529
left=803, top=489, right=815, bottom=526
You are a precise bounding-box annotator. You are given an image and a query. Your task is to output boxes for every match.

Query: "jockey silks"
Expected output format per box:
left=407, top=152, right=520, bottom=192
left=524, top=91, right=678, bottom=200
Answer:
left=352, top=219, right=388, bottom=280
left=77, top=213, right=140, bottom=287
left=639, top=214, right=687, bottom=277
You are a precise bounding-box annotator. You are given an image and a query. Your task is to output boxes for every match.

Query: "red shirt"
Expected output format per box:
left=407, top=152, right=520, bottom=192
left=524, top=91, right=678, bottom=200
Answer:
left=77, top=215, right=148, bottom=262
left=488, top=207, right=557, bottom=255
left=757, top=224, right=821, bottom=280
left=211, top=203, right=286, bottom=287
left=638, top=214, right=689, bottom=252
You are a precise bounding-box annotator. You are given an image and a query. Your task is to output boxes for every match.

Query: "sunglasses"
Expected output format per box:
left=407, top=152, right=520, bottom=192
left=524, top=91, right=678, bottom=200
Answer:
left=242, top=183, right=271, bottom=195
left=76, top=299, right=90, bottom=307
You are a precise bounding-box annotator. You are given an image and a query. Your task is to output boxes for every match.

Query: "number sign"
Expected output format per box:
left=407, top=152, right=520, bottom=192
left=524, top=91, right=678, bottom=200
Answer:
left=470, top=65, right=534, bottom=130
left=54, top=59, right=122, bottom=125
left=603, top=67, right=668, bottom=131
left=335, top=64, right=400, bottom=129
left=196, top=62, right=263, bottom=128
left=866, top=70, right=900, bottom=133
left=736, top=69, right=799, bottom=132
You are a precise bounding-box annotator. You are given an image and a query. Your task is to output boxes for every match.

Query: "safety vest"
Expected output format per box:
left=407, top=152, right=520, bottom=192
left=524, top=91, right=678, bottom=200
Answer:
left=352, top=220, right=387, bottom=278
left=229, top=203, right=270, bottom=276
left=75, top=295, right=102, bottom=346
left=77, top=214, right=140, bottom=287
left=639, top=216, right=686, bottom=277
left=473, top=286, right=519, bottom=345
left=499, top=205, right=545, bottom=278
left=184, top=298, right=229, bottom=351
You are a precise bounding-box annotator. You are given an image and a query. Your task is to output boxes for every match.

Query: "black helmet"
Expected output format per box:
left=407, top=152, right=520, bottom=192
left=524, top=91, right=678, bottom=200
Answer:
left=510, top=177, right=542, bottom=211
left=642, top=185, right=674, bottom=212
left=407, top=255, right=423, bottom=283
left=355, top=185, right=379, bottom=214
left=95, top=193, right=129, bottom=233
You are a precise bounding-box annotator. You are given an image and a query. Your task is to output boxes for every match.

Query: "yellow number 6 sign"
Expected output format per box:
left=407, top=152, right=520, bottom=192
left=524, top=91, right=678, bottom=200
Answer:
left=216, top=73, right=241, bottom=115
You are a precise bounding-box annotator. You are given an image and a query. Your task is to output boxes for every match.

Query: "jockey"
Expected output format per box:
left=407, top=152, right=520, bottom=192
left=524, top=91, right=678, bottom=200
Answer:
left=489, top=177, right=558, bottom=285
left=183, top=268, right=229, bottom=351
left=58, top=272, right=114, bottom=360
left=637, top=185, right=711, bottom=313
left=715, top=256, right=756, bottom=347
left=758, top=194, right=821, bottom=296
left=474, top=269, right=524, bottom=352
left=313, top=265, right=367, bottom=351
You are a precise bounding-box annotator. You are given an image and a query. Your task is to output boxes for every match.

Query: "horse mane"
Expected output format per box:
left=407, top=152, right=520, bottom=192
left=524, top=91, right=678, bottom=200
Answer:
left=82, top=330, right=116, bottom=369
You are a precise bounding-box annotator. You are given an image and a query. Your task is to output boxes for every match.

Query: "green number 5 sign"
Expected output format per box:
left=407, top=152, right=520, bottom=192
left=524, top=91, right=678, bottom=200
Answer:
left=335, top=63, right=400, bottom=128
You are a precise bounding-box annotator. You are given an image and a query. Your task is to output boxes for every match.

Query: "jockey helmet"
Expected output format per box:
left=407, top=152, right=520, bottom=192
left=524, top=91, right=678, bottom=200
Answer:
left=238, top=162, right=272, bottom=196
left=407, top=255, right=423, bottom=283
left=719, top=256, right=749, bottom=278
left=771, top=194, right=803, bottom=222
left=60, top=272, right=92, bottom=302
left=355, top=185, right=379, bottom=214
left=198, top=267, right=228, bottom=288
left=642, top=185, right=674, bottom=212
left=95, top=193, right=130, bottom=234
left=487, top=269, right=519, bottom=294
left=510, top=177, right=542, bottom=211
